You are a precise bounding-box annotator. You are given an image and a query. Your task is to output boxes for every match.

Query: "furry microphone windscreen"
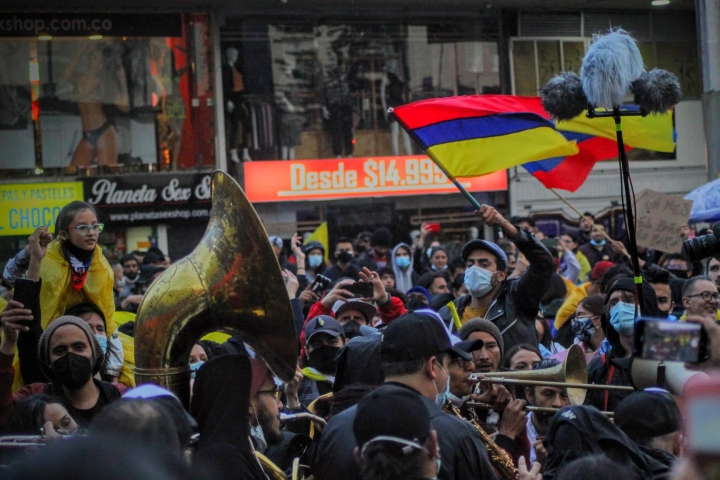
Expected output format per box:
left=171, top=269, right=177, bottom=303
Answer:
left=541, top=72, right=588, bottom=121
left=580, top=29, right=645, bottom=110
left=631, top=69, right=682, bottom=114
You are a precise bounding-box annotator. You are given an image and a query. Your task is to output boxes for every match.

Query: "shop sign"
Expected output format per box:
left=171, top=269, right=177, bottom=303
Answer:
left=244, top=156, right=508, bottom=203
left=0, top=13, right=182, bottom=38
left=0, top=182, right=84, bottom=236
left=83, top=174, right=212, bottom=225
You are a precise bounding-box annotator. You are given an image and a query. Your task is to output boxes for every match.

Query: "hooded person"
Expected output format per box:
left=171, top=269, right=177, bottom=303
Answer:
left=298, top=315, right=346, bottom=406
left=585, top=276, right=658, bottom=412
left=191, top=355, right=268, bottom=480
left=542, top=405, right=663, bottom=480
left=391, top=243, right=419, bottom=293
left=0, top=315, right=126, bottom=428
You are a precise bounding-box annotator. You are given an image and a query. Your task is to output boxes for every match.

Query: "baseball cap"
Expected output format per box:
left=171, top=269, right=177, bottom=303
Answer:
left=353, top=386, right=432, bottom=450
left=304, top=315, right=344, bottom=344
left=591, top=261, right=615, bottom=280
left=455, top=339, right=484, bottom=355
left=615, top=389, right=681, bottom=440
left=461, top=239, right=509, bottom=270
left=381, top=312, right=472, bottom=363
left=333, top=299, right=377, bottom=324
left=269, top=236, right=283, bottom=248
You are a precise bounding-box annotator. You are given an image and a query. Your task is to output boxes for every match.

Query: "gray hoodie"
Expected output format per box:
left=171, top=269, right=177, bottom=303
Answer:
left=391, top=243, right=416, bottom=293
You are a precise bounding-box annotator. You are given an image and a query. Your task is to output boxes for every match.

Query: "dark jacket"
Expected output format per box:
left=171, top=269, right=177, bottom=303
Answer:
left=584, top=352, right=634, bottom=412
left=437, top=229, right=554, bottom=350
left=311, top=382, right=497, bottom=480
left=638, top=446, right=676, bottom=480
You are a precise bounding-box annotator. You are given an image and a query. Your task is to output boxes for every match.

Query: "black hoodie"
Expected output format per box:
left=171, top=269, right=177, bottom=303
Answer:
left=190, top=355, right=266, bottom=480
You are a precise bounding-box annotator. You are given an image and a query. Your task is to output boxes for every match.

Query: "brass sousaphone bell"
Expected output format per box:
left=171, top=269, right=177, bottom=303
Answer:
left=134, top=171, right=298, bottom=406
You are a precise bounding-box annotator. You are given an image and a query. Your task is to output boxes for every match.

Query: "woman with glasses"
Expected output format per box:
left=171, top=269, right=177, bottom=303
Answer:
left=551, top=295, right=606, bottom=365
left=2, top=201, right=116, bottom=335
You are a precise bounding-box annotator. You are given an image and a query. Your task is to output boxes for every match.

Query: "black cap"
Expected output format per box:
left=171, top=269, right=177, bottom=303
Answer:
left=455, top=339, right=484, bottom=354
left=304, top=315, right=344, bottom=344
left=381, top=312, right=471, bottom=362
left=615, top=390, right=681, bottom=440
left=353, top=386, right=431, bottom=448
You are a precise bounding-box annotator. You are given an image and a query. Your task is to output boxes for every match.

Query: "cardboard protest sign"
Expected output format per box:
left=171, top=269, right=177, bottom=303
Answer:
left=636, top=189, right=693, bottom=253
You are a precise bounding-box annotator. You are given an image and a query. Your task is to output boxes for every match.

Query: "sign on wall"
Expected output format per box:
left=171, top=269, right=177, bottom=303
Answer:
left=83, top=174, right=212, bottom=226
left=0, top=182, right=84, bottom=236
left=244, top=155, right=507, bottom=203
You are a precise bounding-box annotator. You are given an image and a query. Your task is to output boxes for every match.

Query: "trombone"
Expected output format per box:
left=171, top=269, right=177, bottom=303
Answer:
left=465, top=402, right=615, bottom=417
left=469, top=345, right=634, bottom=406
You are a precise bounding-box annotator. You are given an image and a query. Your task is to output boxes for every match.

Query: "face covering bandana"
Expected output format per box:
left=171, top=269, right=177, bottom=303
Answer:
left=308, top=345, right=341, bottom=375
left=190, top=360, right=205, bottom=379
left=407, top=296, right=430, bottom=311
left=590, top=239, right=606, bottom=247
left=95, top=334, right=108, bottom=354
left=610, top=301, right=638, bottom=336
left=464, top=266, right=494, bottom=298
left=433, top=360, right=451, bottom=408
left=572, top=316, right=597, bottom=344
left=52, top=352, right=93, bottom=390
left=395, top=256, right=411, bottom=269
left=337, top=251, right=353, bottom=264
left=343, top=321, right=362, bottom=340
left=308, top=254, right=324, bottom=269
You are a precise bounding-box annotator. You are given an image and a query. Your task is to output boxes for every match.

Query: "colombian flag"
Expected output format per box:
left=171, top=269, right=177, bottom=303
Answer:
left=392, top=95, right=675, bottom=192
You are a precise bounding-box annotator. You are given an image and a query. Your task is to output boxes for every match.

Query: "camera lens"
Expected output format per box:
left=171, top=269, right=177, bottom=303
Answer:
left=683, top=233, right=719, bottom=262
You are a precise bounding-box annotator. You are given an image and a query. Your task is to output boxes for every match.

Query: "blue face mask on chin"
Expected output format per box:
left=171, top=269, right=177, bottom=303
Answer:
left=433, top=360, right=450, bottom=408
left=590, top=239, right=606, bottom=247
left=609, top=301, right=638, bottom=336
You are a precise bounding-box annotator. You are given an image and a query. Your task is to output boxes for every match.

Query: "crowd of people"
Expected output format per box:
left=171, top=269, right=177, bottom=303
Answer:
left=0, top=199, right=719, bottom=480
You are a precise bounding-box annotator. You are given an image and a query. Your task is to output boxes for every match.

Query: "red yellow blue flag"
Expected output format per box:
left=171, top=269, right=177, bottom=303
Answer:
left=392, top=95, right=675, bottom=192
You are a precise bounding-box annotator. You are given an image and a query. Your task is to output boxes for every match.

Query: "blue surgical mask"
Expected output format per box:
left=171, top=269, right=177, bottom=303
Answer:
left=572, top=316, right=597, bottom=344
left=610, top=302, right=638, bottom=336
left=95, top=334, right=108, bottom=354
left=395, top=256, right=411, bottom=269
left=308, top=254, right=324, bottom=268
left=190, top=360, right=205, bottom=379
left=464, top=266, right=494, bottom=298
left=590, top=239, right=606, bottom=247
left=433, top=360, right=451, bottom=408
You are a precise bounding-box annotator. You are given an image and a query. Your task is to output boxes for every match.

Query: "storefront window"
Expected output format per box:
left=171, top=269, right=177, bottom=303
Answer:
left=0, top=13, right=215, bottom=177
left=220, top=20, right=500, bottom=162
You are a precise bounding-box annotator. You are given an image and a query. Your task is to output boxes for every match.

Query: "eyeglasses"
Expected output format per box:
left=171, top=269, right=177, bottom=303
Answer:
left=256, top=388, right=281, bottom=400
left=74, top=223, right=104, bottom=236
left=452, top=356, right=470, bottom=369
left=686, top=291, right=720, bottom=302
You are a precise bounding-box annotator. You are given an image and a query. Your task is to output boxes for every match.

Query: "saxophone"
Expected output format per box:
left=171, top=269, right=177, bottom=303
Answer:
left=446, top=402, right=518, bottom=480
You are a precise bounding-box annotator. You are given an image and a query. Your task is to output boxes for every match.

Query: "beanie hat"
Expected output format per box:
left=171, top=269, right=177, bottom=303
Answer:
left=371, top=228, right=392, bottom=248
left=459, top=318, right=505, bottom=360
left=38, top=316, right=104, bottom=380
left=591, top=261, right=615, bottom=280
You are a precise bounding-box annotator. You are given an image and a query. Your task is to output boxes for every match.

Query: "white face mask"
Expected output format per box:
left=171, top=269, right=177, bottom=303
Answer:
left=464, top=265, right=495, bottom=297
left=250, top=401, right=268, bottom=453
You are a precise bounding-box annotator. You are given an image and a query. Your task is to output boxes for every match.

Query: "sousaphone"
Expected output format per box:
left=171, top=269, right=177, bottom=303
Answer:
left=134, top=170, right=298, bottom=407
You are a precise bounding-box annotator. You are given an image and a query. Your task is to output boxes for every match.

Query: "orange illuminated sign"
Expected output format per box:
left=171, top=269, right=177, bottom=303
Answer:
left=243, top=156, right=507, bottom=203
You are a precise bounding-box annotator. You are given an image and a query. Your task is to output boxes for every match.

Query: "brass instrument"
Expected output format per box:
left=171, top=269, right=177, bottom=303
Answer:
left=134, top=170, right=299, bottom=406
left=465, top=402, right=615, bottom=417
left=257, top=451, right=288, bottom=480
left=0, top=435, right=45, bottom=448
left=470, top=344, right=634, bottom=405
left=279, top=412, right=328, bottom=427
left=446, top=402, right=518, bottom=480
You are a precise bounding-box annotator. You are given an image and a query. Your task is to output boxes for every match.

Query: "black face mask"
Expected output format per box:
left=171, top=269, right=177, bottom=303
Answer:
left=52, top=352, right=93, bottom=390
left=337, top=251, right=353, bottom=264
left=308, top=345, right=341, bottom=375
left=343, top=321, right=363, bottom=340
left=407, top=297, right=430, bottom=311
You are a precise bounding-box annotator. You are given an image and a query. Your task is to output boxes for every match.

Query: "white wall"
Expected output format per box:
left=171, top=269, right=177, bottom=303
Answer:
left=509, top=100, right=709, bottom=217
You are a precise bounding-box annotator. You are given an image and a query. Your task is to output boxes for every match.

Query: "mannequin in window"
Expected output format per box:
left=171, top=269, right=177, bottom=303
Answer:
left=322, top=65, right=354, bottom=158
left=381, top=70, right=412, bottom=156
left=222, top=47, right=251, bottom=163
left=278, top=90, right=304, bottom=160
left=64, top=43, right=129, bottom=166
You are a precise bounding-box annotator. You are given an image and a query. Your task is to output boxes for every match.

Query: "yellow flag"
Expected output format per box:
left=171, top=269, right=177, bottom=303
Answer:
left=304, top=221, right=329, bottom=262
